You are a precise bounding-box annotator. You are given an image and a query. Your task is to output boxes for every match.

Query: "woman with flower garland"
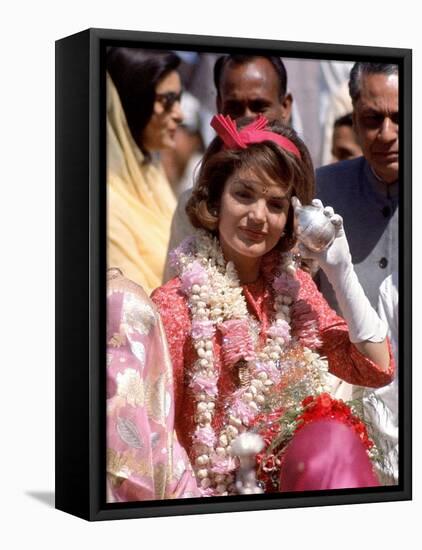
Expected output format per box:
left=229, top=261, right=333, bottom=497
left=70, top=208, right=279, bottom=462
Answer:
left=151, top=114, right=394, bottom=496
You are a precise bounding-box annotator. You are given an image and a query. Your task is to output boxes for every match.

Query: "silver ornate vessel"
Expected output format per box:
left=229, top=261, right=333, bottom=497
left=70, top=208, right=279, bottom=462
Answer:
left=294, top=204, right=336, bottom=253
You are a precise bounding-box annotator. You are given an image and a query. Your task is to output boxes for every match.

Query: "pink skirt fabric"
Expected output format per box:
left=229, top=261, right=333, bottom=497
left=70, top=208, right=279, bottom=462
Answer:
left=279, top=419, right=379, bottom=492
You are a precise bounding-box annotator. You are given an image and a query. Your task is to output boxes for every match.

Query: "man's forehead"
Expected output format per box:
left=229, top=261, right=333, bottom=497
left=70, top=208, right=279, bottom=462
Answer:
left=220, top=59, right=279, bottom=91
left=358, top=73, right=398, bottom=104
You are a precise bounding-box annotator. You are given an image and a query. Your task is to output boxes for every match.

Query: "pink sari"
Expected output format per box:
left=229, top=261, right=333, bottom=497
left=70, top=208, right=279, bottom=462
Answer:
left=106, top=269, right=199, bottom=501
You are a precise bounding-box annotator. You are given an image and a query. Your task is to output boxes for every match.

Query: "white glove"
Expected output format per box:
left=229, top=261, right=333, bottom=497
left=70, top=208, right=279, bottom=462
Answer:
left=292, top=197, right=387, bottom=344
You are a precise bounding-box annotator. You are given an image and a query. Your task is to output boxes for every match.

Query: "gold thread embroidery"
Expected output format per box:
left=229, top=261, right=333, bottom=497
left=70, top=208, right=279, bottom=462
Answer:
left=107, top=448, right=153, bottom=480
left=116, top=368, right=145, bottom=407
left=108, top=332, right=127, bottom=348
left=122, top=293, right=156, bottom=336
left=145, top=374, right=166, bottom=424
left=153, top=462, right=167, bottom=499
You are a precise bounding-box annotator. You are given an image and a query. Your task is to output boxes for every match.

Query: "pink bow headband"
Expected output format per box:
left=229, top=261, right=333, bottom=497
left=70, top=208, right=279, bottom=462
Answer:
left=210, top=114, right=301, bottom=159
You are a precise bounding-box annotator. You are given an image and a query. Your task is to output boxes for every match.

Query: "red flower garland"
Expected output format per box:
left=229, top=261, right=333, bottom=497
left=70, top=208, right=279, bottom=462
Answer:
left=295, top=393, right=374, bottom=450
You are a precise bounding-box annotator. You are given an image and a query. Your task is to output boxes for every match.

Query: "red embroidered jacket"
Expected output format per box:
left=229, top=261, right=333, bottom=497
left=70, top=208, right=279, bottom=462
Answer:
left=152, top=268, right=394, bottom=457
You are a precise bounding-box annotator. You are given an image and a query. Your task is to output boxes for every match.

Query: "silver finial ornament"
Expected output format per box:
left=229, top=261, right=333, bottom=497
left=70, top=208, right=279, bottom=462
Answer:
left=294, top=204, right=336, bottom=253
left=231, top=432, right=265, bottom=495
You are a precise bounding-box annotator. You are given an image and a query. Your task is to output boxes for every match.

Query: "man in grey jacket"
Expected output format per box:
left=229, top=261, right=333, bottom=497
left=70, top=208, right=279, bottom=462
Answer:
left=316, top=62, right=399, bottom=311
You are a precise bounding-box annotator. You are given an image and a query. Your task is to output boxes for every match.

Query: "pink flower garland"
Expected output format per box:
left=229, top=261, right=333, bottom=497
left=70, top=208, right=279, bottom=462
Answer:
left=254, top=361, right=282, bottom=385
left=230, top=395, right=258, bottom=424
left=211, top=456, right=237, bottom=474
left=180, top=260, right=208, bottom=291
left=273, top=271, right=300, bottom=300
left=291, top=300, right=322, bottom=349
left=219, top=319, right=256, bottom=368
left=194, top=426, right=216, bottom=447
left=267, top=320, right=291, bottom=344
left=168, top=235, right=195, bottom=271
left=191, top=320, right=216, bottom=340
left=190, top=375, right=218, bottom=397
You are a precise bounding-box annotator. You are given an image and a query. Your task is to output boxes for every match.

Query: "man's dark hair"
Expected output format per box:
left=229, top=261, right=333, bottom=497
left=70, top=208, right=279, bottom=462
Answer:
left=107, top=47, right=180, bottom=149
left=213, top=55, right=288, bottom=100
left=349, top=62, right=398, bottom=104
left=334, top=112, right=354, bottom=129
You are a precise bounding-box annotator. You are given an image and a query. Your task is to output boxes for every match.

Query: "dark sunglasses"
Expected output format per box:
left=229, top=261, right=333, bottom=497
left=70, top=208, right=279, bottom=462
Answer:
left=155, top=91, right=183, bottom=112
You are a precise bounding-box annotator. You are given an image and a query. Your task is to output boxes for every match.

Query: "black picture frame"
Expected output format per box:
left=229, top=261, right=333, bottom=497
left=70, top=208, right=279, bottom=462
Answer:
left=55, top=27, right=412, bottom=521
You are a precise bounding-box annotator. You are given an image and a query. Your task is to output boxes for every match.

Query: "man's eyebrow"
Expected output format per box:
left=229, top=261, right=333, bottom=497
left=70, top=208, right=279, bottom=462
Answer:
left=361, top=108, right=383, bottom=114
left=250, top=98, right=271, bottom=105
left=360, top=106, right=398, bottom=115
left=223, top=96, right=243, bottom=103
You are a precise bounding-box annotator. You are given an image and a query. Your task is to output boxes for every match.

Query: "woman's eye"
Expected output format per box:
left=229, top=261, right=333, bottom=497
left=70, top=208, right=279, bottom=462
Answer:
left=235, top=191, right=252, bottom=200
left=269, top=201, right=285, bottom=211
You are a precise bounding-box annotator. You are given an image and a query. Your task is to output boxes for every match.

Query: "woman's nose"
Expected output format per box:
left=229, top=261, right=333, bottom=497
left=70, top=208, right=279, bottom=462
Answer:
left=249, top=200, right=266, bottom=223
left=172, top=101, right=184, bottom=125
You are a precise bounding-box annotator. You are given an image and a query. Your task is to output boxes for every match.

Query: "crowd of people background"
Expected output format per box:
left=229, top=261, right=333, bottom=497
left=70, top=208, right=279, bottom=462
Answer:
left=105, top=47, right=399, bottom=501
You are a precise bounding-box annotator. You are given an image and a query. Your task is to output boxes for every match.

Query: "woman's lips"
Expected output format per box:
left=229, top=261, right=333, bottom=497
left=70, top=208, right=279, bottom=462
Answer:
left=239, top=228, right=267, bottom=241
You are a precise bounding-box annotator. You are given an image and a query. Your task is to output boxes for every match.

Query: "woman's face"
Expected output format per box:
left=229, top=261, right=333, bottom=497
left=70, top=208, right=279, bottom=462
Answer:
left=142, top=70, right=183, bottom=152
left=218, top=166, right=290, bottom=263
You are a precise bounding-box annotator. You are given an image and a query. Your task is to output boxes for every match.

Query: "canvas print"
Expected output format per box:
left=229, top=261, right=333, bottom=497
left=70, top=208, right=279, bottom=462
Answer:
left=105, top=45, right=399, bottom=504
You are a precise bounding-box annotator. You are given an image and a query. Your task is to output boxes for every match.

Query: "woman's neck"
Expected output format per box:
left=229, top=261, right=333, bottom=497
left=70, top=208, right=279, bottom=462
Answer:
left=220, top=243, right=262, bottom=284
left=237, top=262, right=261, bottom=284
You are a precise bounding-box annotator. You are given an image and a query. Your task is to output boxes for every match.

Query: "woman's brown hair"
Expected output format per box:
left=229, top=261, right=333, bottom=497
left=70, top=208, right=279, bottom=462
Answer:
left=186, top=117, right=315, bottom=252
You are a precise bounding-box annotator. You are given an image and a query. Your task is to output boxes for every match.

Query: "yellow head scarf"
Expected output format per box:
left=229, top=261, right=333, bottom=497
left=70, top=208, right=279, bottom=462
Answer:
left=107, top=74, right=176, bottom=295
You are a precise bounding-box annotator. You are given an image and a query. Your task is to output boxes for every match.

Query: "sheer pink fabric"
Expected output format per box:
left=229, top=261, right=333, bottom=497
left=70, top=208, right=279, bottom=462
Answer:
left=279, top=419, right=379, bottom=492
left=106, top=269, right=199, bottom=502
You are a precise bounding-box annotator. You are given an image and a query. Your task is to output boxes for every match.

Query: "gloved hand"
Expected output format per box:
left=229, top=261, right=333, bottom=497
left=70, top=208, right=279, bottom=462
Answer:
left=292, top=197, right=387, bottom=344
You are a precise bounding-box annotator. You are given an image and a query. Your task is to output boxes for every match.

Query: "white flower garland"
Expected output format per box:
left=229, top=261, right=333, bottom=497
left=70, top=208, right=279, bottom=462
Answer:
left=173, top=231, right=328, bottom=496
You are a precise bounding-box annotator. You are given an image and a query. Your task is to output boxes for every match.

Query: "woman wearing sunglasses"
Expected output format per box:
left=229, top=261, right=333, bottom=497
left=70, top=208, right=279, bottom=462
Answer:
left=107, top=47, right=184, bottom=294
